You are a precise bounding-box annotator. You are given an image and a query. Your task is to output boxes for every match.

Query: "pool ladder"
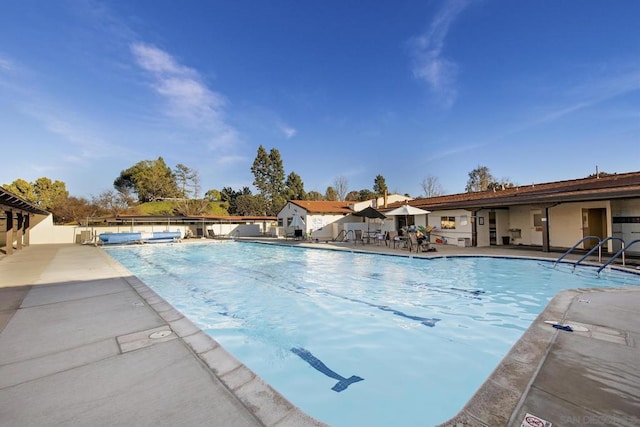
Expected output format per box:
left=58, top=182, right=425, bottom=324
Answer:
left=553, top=236, right=640, bottom=275
left=333, top=230, right=355, bottom=242
left=596, top=239, right=640, bottom=275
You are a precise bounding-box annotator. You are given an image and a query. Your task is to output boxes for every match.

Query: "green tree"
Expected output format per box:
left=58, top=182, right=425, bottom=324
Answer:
left=4, top=178, right=37, bottom=203
left=308, top=190, right=324, bottom=201
left=221, top=186, right=252, bottom=215
left=235, top=194, right=268, bottom=216
left=251, top=145, right=270, bottom=196
left=373, top=174, right=388, bottom=196
left=34, top=177, right=69, bottom=211
left=172, top=164, right=207, bottom=215
left=284, top=172, right=307, bottom=200
left=345, top=190, right=360, bottom=201
left=174, top=164, right=199, bottom=198
left=5, top=177, right=68, bottom=215
left=465, top=165, right=495, bottom=192
left=345, top=189, right=376, bottom=202
left=359, top=189, right=376, bottom=201
left=465, top=166, right=514, bottom=192
left=204, top=189, right=221, bottom=201
left=324, top=186, right=338, bottom=201
left=114, top=157, right=179, bottom=203
left=251, top=146, right=286, bottom=215
left=268, top=149, right=285, bottom=196
left=220, top=187, right=237, bottom=214
left=487, top=179, right=515, bottom=191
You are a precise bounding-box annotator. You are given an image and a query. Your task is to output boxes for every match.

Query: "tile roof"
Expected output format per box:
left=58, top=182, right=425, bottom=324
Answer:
left=109, top=215, right=276, bottom=222
left=289, top=200, right=354, bottom=214
left=401, top=171, right=640, bottom=210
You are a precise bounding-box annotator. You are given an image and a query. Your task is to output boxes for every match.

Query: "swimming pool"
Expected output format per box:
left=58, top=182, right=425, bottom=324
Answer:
left=105, top=242, right=640, bottom=426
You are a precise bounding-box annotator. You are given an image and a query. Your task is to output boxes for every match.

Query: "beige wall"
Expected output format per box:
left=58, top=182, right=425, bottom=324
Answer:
left=30, top=215, right=77, bottom=244
left=548, top=201, right=611, bottom=250
left=496, top=210, right=510, bottom=245
left=508, top=206, right=532, bottom=245
left=28, top=215, right=269, bottom=245
left=1, top=212, right=50, bottom=247
left=475, top=210, right=490, bottom=247
left=427, top=209, right=473, bottom=246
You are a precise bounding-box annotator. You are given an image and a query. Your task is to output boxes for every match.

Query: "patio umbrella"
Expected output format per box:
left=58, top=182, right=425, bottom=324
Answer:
left=290, top=213, right=305, bottom=229
left=290, top=213, right=306, bottom=239
left=384, top=204, right=430, bottom=229
left=353, top=206, right=387, bottom=235
left=352, top=206, right=387, bottom=220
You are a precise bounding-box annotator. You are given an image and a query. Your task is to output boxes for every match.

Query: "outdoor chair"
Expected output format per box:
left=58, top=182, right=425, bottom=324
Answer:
left=386, top=231, right=400, bottom=248
left=375, top=232, right=385, bottom=245
left=408, top=232, right=426, bottom=252
left=408, top=232, right=435, bottom=252
left=354, top=230, right=365, bottom=245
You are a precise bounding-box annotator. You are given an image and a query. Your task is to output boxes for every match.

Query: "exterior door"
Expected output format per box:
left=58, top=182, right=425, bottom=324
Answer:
left=489, top=212, right=496, bottom=245
left=582, top=208, right=606, bottom=249
left=531, top=210, right=543, bottom=246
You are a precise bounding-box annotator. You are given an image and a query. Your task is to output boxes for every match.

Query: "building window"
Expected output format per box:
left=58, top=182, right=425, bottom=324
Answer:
left=441, top=216, right=456, bottom=229
left=277, top=218, right=284, bottom=227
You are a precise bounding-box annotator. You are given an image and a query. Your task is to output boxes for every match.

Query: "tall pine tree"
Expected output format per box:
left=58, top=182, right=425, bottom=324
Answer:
left=251, top=145, right=287, bottom=215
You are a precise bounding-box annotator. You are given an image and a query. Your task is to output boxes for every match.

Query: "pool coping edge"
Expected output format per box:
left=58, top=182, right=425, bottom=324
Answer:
left=97, top=248, right=329, bottom=427
left=436, top=285, right=640, bottom=427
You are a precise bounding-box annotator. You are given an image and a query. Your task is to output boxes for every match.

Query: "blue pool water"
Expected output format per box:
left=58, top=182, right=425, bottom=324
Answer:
left=105, top=242, right=640, bottom=426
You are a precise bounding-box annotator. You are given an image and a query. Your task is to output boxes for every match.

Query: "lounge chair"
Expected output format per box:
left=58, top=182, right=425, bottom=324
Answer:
left=408, top=232, right=434, bottom=252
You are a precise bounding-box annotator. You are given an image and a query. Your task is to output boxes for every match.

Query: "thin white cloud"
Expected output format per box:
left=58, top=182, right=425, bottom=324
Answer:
left=215, top=154, right=247, bottom=166
left=130, top=43, right=193, bottom=76
left=130, top=42, right=240, bottom=148
left=209, top=128, right=242, bottom=151
left=0, top=51, right=128, bottom=169
left=25, top=107, right=126, bottom=162
left=278, top=122, right=297, bottom=139
left=427, top=142, right=484, bottom=163
left=527, top=66, right=640, bottom=127
left=408, top=0, right=469, bottom=108
left=0, top=54, right=13, bottom=71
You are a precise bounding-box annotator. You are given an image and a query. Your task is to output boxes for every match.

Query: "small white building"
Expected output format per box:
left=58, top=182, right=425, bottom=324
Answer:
left=277, top=194, right=412, bottom=241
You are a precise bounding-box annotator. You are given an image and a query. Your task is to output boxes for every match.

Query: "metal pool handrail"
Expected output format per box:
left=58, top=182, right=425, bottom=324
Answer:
left=553, top=235, right=602, bottom=268
left=572, top=236, right=626, bottom=271
left=597, top=238, right=640, bottom=275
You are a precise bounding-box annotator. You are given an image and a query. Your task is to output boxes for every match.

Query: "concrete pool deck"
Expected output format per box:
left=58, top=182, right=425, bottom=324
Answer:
left=1, top=241, right=639, bottom=426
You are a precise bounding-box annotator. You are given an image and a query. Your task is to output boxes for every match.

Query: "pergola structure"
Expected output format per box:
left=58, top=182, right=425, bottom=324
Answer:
left=0, top=187, right=49, bottom=255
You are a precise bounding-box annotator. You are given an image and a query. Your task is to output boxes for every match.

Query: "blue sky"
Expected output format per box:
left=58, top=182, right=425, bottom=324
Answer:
left=1, top=0, right=639, bottom=199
